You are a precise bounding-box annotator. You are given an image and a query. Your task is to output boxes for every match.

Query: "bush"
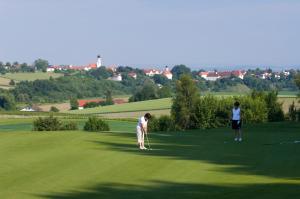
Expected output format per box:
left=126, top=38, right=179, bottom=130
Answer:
left=50, top=106, right=59, bottom=112
left=84, top=117, right=110, bottom=132
left=193, top=95, right=268, bottom=129
left=33, top=115, right=62, bottom=131
left=84, top=102, right=99, bottom=108
left=288, top=101, right=298, bottom=121
left=148, top=115, right=175, bottom=132
left=61, top=121, right=78, bottom=130
left=264, top=91, right=285, bottom=122
left=158, top=115, right=175, bottom=131
left=148, top=116, right=160, bottom=132
left=33, top=115, right=78, bottom=131
left=0, top=94, right=16, bottom=111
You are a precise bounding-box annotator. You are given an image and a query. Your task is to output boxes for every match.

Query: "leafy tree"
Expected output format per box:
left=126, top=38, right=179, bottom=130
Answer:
left=153, top=74, right=170, bottom=86
left=34, top=59, right=49, bottom=72
left=20, top=63, right=34, bottom=72
left=5, top=62, right=11, bottom=67
left=89, top=66, right=113, bottom=80
left=295, top=73, right=300, bottom=90
left=9, top=79, right=15, bottom=86
left=50, top=106, right=59, bottom=112
left=0, top=94, right=16, bottom=111
left=117, top=66, right=134, bottom=73
left=129, top=81, right=158, bottom=102
left=105, top=89, right=114, bottom=105
left=264, top=91, right=285, bottom=122
left=171, top=65, right=192, bottom=79
left=171, top=75, right=199, bottom=130
left=0, top=62, right=6, bottom=74
left=70, top=98, right=79, bottom=110
left=157, top=86, right=172, bottom=98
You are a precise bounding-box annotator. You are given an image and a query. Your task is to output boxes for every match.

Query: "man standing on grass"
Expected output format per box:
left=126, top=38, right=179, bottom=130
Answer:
left=136, top=113, right=151, bottom=150
left=232, top=101, right=242, bottom=142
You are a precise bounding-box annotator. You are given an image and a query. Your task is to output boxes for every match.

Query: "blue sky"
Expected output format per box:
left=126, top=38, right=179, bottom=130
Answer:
left=0, top=0, right=299, bottom=69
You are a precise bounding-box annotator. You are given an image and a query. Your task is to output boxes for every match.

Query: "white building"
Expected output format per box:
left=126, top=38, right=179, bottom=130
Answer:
left=20, top=107, right=36, bottom=112
left=108, top=73, right=122, bottom=81
left=144, top=69, right=161, bottom=77
left=96, top=55, right=102, bottom=68
left=162, top=66, right=173, bottom=80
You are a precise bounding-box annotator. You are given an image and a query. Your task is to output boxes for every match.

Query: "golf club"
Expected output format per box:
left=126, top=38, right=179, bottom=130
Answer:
left=145, top=132, right=152, bottom=150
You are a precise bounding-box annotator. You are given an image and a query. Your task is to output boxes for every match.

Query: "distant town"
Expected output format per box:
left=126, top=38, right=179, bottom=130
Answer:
left=41, top=55, right=296, bottom=82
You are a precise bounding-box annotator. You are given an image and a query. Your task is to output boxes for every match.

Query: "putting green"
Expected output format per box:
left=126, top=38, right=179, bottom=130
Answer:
left=0, top=119, right=299, bottom=198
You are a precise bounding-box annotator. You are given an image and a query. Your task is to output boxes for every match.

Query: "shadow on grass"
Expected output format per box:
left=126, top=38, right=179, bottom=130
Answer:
left=89, top=122, right=300, bottom=179
left=39, top=181, right=300, bottom=199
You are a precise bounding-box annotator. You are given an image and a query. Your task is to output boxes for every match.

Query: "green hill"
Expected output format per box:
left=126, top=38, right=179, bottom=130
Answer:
left=67, top=98, right=172, bottom=114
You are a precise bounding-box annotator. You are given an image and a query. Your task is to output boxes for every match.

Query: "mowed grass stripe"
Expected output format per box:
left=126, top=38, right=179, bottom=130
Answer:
left=67, top=98, right=172, bottom=114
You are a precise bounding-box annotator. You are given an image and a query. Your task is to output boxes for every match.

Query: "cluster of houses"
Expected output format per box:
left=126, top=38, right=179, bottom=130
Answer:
left=198, top=70, right=292, bottom=81
left=46, top=55, right=173, bottom=81
left=143, top=66, right=173, bottom=80
left=47, top=55, right=103, bottom=72
left=256, top=70, right=290, bottom=80
left=46, top=55, right=294, bottom=82
left=199, top=70, right=246, bottom=81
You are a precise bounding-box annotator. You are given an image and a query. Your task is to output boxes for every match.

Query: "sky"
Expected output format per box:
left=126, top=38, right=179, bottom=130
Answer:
left=0, top=0, right=299, bottom=69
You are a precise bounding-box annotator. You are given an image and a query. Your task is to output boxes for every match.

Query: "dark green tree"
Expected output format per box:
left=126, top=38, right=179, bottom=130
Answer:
left=157, top=86, right=172, bottom=98
left=34, top=59, right=49, bottom=72
left=89, top=66, right=113, bottom=80
left=171, top=65, right=192, bottom=79
left=129, top=81, right=158, bottom=102
left=105, top=89, right=114, bottom=105
left=0, top=94, right=16, bottom=111
left=153, top=74, right=170, bottom=86
left=265, top=91, right=284, bottom=122
left=9, top=79, right=15, bottom=86
left=70, top=98, right=79, bottom=110
left=50, top=106, right=59, bottom=112
left=171, top=75, right=199, bottom=130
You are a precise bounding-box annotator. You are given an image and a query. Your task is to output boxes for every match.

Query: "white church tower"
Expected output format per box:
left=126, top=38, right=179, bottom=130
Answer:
left=96, top=55, right=102, bottom=68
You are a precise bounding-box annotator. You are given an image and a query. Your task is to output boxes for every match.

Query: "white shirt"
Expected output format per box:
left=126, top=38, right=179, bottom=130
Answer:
left=137, top=116, right=148, bottom=128
left=232, top=108, right=241, bottom=120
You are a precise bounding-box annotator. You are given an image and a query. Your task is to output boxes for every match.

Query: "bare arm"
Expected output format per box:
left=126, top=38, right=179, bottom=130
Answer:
left=140, top=124, right=147, bottom=135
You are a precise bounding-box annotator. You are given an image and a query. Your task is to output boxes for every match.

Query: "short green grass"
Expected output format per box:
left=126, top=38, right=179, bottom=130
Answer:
left=0, top=72, right=63, bottom=81
left=67, top=98, right=172, bottom=114
left=0, top=119, right=299, bottom=199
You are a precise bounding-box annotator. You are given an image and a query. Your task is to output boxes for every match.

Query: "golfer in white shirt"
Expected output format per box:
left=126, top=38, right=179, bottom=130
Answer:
left=136, top=113, right=151, bottom=150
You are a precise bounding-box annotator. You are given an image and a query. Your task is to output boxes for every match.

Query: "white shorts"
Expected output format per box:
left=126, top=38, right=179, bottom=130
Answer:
left=136, top=126, right=144, bottom=143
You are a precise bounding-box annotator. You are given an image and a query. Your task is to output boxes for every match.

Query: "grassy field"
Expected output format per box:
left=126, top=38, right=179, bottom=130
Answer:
left=0, top=76, right=13, bottom=89
left=67, top=98, right=172, bottom=115
left=0, top=119, right=299, bottom=199
left=0, top=72, right=63, bottom=81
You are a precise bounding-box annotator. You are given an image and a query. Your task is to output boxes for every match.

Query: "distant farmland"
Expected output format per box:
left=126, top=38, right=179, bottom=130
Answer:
left=0, top=72, right=63, bottom=81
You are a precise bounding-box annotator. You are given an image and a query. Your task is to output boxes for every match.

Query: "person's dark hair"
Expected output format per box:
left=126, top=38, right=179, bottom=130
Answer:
left=144, top=113, right=151, bottom=120
left=234, top=101, right=240, bottom=107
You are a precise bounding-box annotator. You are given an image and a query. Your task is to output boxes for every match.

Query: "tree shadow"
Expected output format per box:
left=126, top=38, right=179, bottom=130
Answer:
left=88, top=122, right=300, bottom=180
left=38, top=181, right=300, bottom=199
